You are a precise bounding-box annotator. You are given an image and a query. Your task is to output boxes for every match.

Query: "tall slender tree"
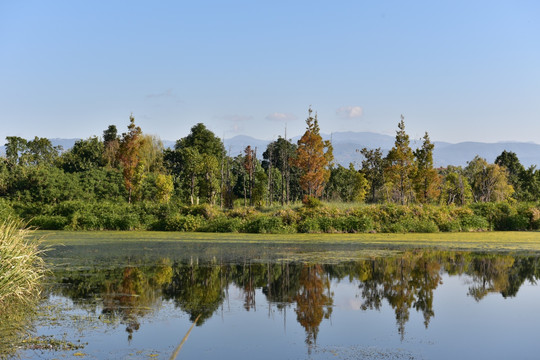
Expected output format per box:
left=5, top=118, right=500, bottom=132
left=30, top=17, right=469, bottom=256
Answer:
left=118, top=115, right=144, bottom=203
left=413, top=132, right=440, bottom=203
left=360, top=147, right=385, bottom=203
left=385, top=116, right=415, bottom=204
left=294, top=108, right=333, bottom=199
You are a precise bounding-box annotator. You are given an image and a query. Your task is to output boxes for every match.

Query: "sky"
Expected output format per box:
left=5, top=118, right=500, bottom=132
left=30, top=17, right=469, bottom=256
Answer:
left=1, top=0, right=539, bottom=144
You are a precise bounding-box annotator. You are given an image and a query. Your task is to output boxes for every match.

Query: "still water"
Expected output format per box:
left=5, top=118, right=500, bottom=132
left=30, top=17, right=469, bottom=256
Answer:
left=12, top=240, right=540, bottom=359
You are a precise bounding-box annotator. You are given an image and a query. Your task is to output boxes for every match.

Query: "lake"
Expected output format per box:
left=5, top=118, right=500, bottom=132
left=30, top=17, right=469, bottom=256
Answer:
left=7, top=233, right=540, bottom=359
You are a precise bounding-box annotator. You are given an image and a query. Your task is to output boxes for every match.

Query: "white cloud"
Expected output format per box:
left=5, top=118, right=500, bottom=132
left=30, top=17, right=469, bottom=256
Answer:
left=336, top=106, right=363, bottom=119
left=265, top=112, right=297, bottom=122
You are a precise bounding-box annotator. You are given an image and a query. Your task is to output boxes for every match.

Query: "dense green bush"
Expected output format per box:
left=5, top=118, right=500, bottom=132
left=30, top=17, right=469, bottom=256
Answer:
left=202, top=217, right=244, bottom=232
left=332, top=216, right=374, bottom=233
left=165, top=214, right=203, bottom=232
left=29, top=215, right=68, bottom=230
left=8, top=199, right=540, bottom=233
left=438, top=219, right=461, bottom=232
left=460, top=214, right=490, bottom=231
left=245, top=215, right=290, bottom=233
left=297, top=217, right=320, bottom=233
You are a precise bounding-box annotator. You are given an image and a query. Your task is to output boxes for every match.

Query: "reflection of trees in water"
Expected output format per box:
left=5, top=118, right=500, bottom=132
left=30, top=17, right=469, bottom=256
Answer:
left=349, top=252, right=441, bottom=340
left=163, top=259, right=225, bottom=325
left=51, top=258, right=172, bottom=341
left=49, top=251, right=540, bottom=347
left=294, top=264, right=333, bottom=352
left=467, top=254, right=514, bottom=301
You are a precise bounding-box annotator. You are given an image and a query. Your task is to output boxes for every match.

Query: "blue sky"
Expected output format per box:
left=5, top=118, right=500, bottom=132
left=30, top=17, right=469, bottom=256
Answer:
left=1, top=0, right=539, bottom=144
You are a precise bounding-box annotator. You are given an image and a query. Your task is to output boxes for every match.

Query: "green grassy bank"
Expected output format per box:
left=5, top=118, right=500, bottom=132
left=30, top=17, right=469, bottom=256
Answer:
left=38, top=230, right=540, bottom=253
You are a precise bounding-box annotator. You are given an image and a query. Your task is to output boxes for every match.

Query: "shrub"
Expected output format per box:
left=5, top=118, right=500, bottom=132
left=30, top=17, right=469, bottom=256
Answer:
left=496, top=214, right=529, bottom=231
left=0, top=200, right=17, bottom=223
left=438, top=219, right=461, bottom=232
left=184, top=204, right=219, bottom=220
left=384, top=218, right=438, bottom=233
left=274, top=208, right=300, bottom=226
left=524, top=206, right=540, bottom=230
left=297, top=217, right=321, bottom=233
left=460, top=215, right=490, bottom=231
left=165, top=214, right=203, bottom=232
left=202, top=217, right=244, bottom=232
left=332, top=216, right=374, bottom=233
left=29, top=215, right=68, bottom=230
left=302, top=196, right=322, bottom=209
left=245, top=216, right=286, bottom=233
left=67, top=212, right=100, bottom=230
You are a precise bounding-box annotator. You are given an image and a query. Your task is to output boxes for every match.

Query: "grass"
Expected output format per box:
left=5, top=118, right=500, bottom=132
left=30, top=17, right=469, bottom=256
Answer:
left=0, top=219, right=45, bottom=307
left=36, top=230, right=540, bottom=254
left=0, top=219, right=46, bottom=359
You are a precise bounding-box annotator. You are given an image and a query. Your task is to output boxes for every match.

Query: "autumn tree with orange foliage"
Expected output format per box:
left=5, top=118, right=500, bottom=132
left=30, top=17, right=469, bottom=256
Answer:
left=294, top=108, right=333, bottom=199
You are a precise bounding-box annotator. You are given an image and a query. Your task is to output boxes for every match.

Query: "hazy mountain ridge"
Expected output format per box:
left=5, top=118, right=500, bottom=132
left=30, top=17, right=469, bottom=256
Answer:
left=224, top=132, right=540, bottom=168
left=3, top=133, right=540, bottom=168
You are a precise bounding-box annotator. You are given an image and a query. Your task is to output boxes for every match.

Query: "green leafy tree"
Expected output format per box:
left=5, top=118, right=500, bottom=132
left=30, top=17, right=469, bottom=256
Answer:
left=199, top=154, right=220, bottom=205
left=385, top=116, right=415, bottom=204
left=118, top=115, right=144, bottom=203
left=174, top=123, right=225, bottom=159
left=4, top=136, right=28, bottom=165
left=103, top=125, right=120, bottom=168
left=155, top=174, right=174, bottom=204
left=165, top=123, right=225, bottom=205
left=263, top=137, right=298, bottom=205
left=325, top=164, right=369, bottom=202
left=360, top=147, right=385, bottom=203
left=413, top=132, right=440, bottom=203
left=178, top=147, right=203, bottom=205
left=517, top=166, right=540, bottom=202
left=61, top=137, right=104, bottom=173
left=495, top=151, right=525, bottom=200
left=243, top=146, right=256, bottom=206
left=139, top=134, right=165, bottom=173
left=465, top=156, right=514, bottom=202
left=440, top=167, right=473, bottom=205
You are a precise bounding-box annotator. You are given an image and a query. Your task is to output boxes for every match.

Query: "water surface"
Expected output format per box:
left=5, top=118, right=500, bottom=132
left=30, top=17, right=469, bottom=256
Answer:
left=13, top=238, right=540, bottom=359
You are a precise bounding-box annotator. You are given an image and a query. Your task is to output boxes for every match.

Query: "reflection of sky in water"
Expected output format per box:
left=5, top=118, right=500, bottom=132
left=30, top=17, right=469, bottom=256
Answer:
left=21, top=270, right=540, bottom=360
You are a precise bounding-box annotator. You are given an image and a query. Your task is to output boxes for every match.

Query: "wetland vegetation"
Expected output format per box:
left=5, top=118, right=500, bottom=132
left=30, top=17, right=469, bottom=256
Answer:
left=0, top=220, right=45, bottom=359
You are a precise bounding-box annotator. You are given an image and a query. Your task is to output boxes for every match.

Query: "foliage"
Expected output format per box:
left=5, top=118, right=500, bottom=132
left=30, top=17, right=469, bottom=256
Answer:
left=325, top=164, right=368, bottom=202
left=384, top=116, right=415, bottom=204
left=118, top=115, right=144, bottom=203
left=165, top=214, right=203, bottom=232
left=294, top=108, right=333, bottom=198
left=465, top=156, right=514, bottom=202
left=413, top=132, right=440, bottom=203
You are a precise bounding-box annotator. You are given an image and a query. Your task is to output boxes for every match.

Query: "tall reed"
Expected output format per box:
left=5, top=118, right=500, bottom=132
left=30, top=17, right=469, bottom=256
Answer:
left=0, top=219, right=45, bottom=358
left=0, top=219, right=45, bottom=307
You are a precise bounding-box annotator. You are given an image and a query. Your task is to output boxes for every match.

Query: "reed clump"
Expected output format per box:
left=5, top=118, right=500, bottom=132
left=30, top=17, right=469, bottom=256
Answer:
left=0, top=219, right=45, bottom=307
left=0, top=219, right=46, bottom=358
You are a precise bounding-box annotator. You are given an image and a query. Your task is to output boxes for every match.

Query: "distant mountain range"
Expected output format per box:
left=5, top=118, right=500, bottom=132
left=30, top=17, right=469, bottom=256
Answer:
left=222, top=132, right=540, bottom=168
left=4, top=132, right=540, bottom=168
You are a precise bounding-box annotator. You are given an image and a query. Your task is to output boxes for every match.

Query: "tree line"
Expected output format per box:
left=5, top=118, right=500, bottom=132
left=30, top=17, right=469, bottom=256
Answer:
left=1, top=108, right=539, bottom=209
